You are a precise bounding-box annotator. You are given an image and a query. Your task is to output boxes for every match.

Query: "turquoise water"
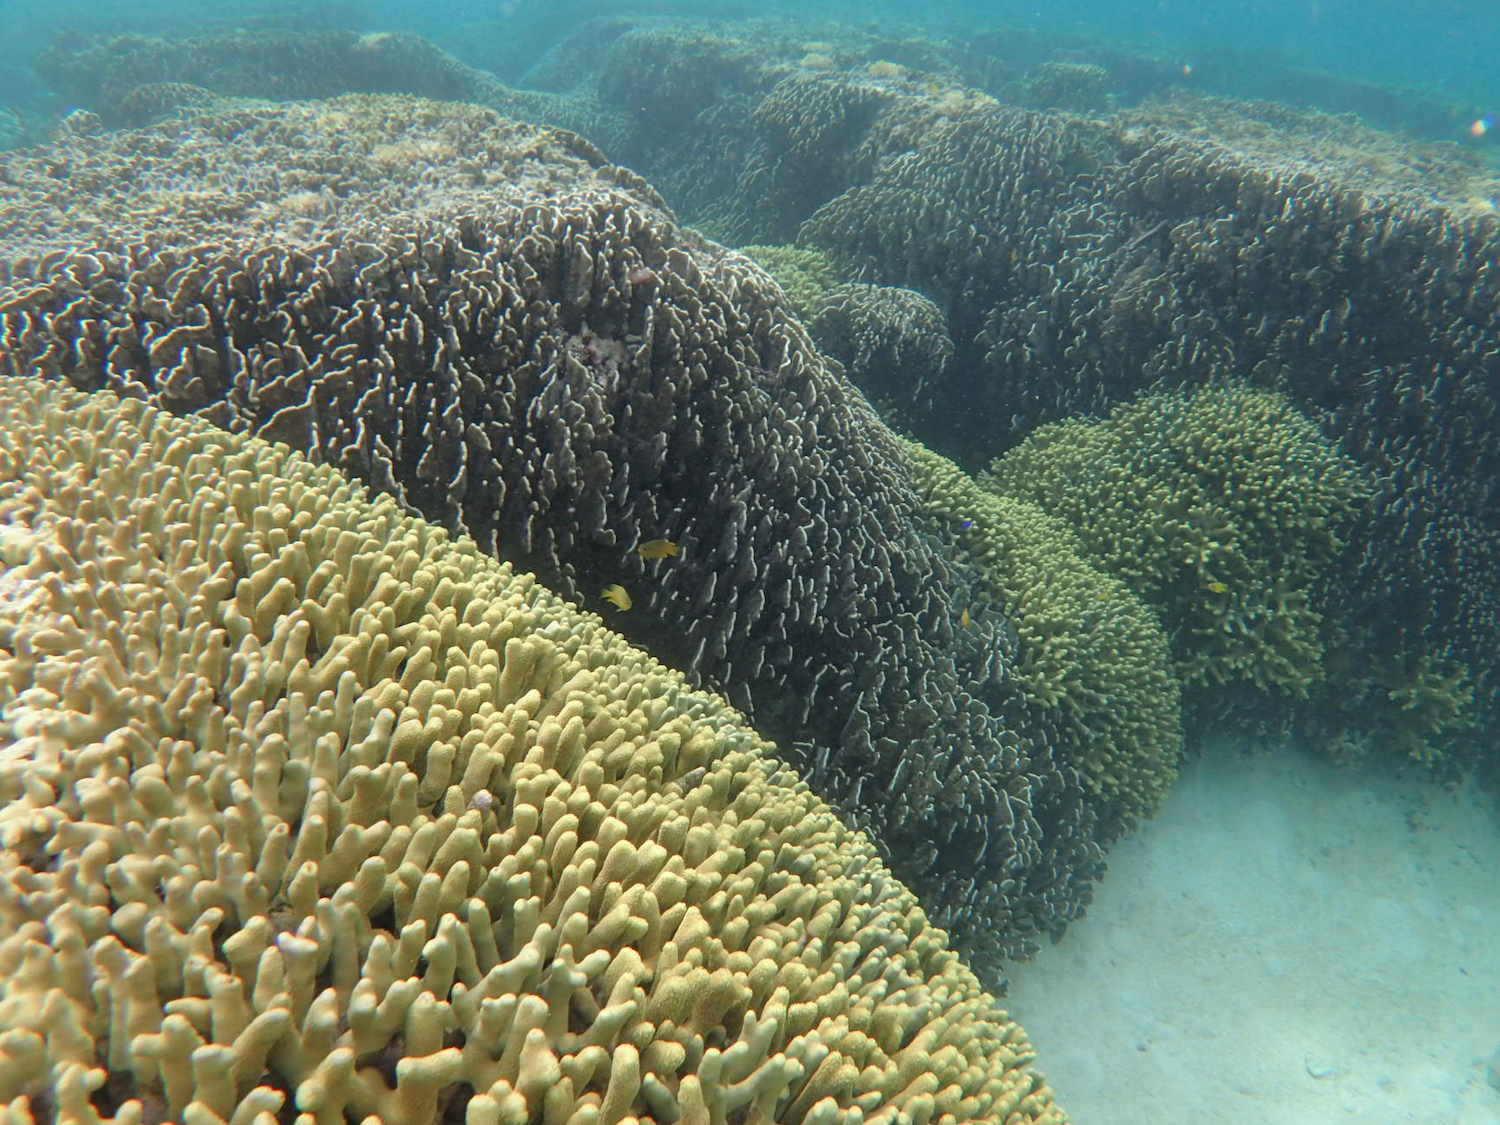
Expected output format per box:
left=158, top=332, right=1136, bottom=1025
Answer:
left=5, top=0, right=1500, bottom=125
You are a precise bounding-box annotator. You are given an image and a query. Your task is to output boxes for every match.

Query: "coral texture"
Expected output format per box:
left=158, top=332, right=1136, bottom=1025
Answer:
left=793, top=86, right=1499, bottom=761
left=901, top=440, right=1182, bottom=823
left=0, top=375, right=1068, bottom=1125
left=736, top=245, right=842, bottom=321
left=735, top=250, right=955, bottom=419
left=565, top=45, right=1497, bottom=769
left=1007, top=63, right=1112, bottom=113
left=985, top=384, right=1372, bottom=702
left=36, top=30, right=494, bottom=126
left=808, top=285, right=955, bottom=421
left=0, top=97, right=1101, bottom=968
left=33, top=28, right=614, bottom=142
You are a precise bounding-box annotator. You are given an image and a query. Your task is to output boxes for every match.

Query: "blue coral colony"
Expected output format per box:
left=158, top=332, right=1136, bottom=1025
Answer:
left=0, top=3, right=1493, bottom=1124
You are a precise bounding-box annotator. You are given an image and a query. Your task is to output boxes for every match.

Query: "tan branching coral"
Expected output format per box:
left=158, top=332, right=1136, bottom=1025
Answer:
left=0, top=377, right=1067, bottom=1125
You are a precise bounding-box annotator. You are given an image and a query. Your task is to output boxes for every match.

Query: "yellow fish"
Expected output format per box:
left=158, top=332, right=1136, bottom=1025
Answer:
left=1206, top=581, right=1228, bottom=594
left=637, top=538, right=679, bottom=559
left=960, top=607, right=972, bottom=628
left=601, top=584, right=632, bottom=610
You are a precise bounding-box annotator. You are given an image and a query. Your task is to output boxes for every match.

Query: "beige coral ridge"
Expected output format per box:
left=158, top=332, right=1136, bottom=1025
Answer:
left=0, top=377, right=1064, bottom=1125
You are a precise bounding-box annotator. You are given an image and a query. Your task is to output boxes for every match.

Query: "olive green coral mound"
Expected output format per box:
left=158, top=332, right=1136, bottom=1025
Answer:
left=737, top=244, right=843, bottom=320
left=985, top=384, right=1372, bottom=700
left=900, top=439, right=1181, bottom=822
left=0, top=378, right=1067, bottom=1125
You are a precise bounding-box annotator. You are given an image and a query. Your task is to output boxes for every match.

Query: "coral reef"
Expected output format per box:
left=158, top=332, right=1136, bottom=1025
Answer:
left=33, top=30, right=486, bottom=123
left=984, top=384, right=1372, bottom=703
left=1007, top=62, right=1112, bottom=113
left=0, top=374, right=1068, bottom=1125
left=0, top=96, right=1102, bottom=970
left=36, top=30, right=493, bottom=125
left=544, top=42, right=1496, bottom=769
left=808, top=285, right=955, bottom=421
left=32, top=27, right=612, bottom=140
left=17, top=10, right=1496, bottom=949
left=1313, top=643, right=1478, bottom=770
left=736, top=245, right=843, bottom=321
left=110, top=81, right=220, bottom=126
left=733, top=251, right=956, bottom=420
left=596, top=27, right=770, bottom=132
left=901, top=440, right=1181, bottom=824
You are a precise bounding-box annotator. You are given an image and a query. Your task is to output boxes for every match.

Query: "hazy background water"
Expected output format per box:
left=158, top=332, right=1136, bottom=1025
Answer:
left=3, top=0, right=1498, bottom=133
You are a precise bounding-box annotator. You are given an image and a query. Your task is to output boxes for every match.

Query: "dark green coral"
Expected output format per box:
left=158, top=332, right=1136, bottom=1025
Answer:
left=1317, top=641, right=1478, bottom=767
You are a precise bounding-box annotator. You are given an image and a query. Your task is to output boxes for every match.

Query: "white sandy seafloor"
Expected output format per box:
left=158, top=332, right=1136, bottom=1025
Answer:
left=1001, top=740, right=1500, bottom=1125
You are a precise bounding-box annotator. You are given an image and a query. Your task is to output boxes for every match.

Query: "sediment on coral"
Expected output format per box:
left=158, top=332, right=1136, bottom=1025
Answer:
left=0, top=374, right=1069, bottom=1125
left=0, top=96, right=1103, bottom=972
